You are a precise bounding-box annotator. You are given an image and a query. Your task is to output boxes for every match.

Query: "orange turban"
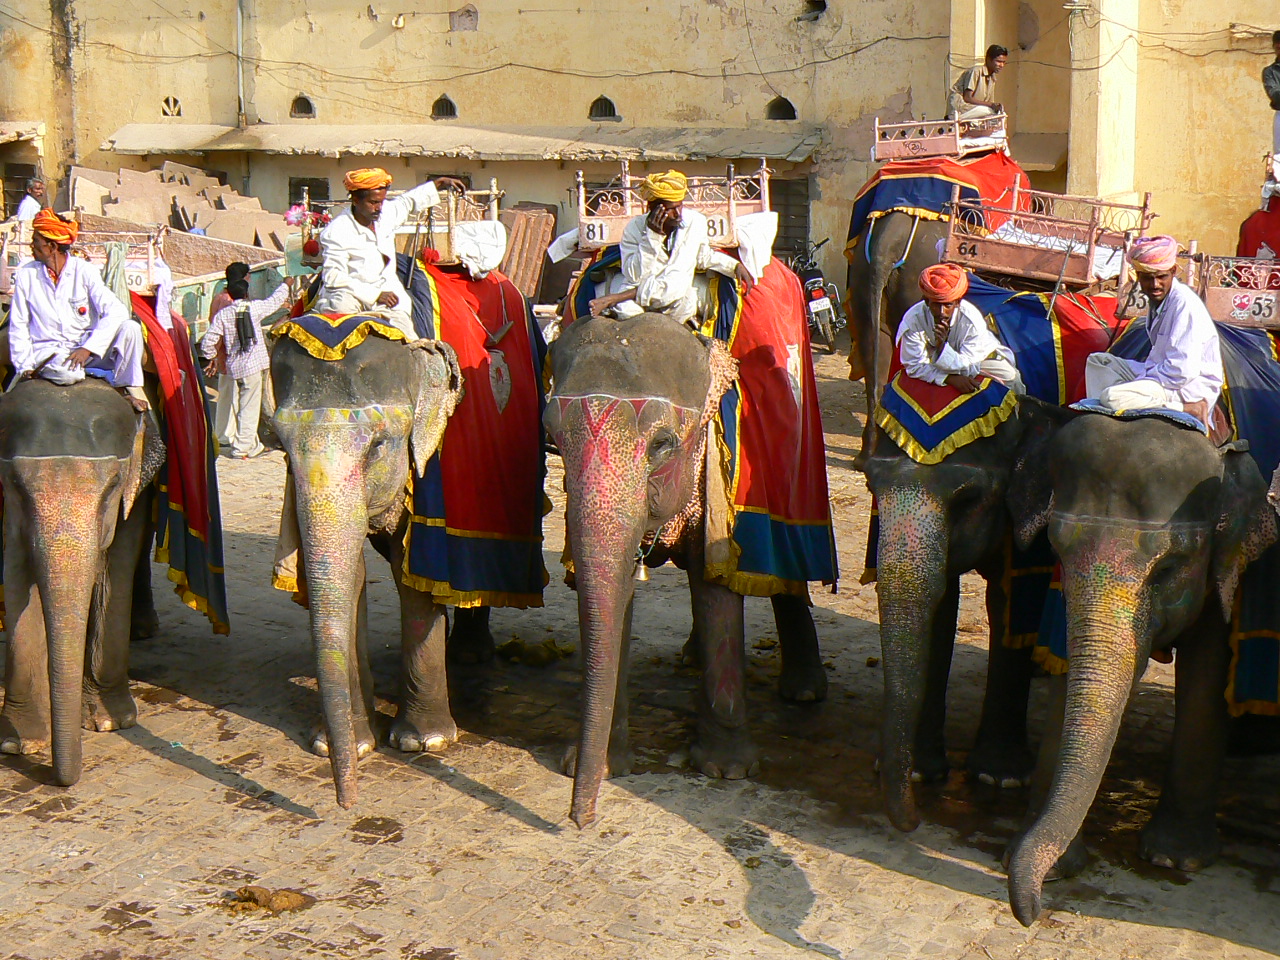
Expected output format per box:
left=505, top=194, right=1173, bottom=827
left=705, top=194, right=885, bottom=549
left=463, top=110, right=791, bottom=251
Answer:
left=343, top=167, right=393, bottom=192
left=32, top=209, right=78, bottom=246
left=918, top=263, right=969, bottom=303
left=1128, top=235, right=1179, bottom=274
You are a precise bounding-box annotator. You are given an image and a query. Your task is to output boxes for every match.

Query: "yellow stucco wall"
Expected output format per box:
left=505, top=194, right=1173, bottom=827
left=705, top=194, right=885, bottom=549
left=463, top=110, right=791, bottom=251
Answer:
left=0, top=0, right=953, bottom=282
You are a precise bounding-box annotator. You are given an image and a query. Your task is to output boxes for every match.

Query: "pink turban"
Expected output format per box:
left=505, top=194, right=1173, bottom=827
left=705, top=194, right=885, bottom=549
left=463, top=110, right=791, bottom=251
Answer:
left=1128, top=235, right=1180, bottom=274
left=918, top=263, right=969, bottom=303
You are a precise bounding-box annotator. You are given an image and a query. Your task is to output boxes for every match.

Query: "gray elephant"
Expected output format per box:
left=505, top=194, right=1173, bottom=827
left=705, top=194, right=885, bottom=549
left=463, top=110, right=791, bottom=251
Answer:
left=0, top=377, right=164, bottom=784
left=269, top=333, right=463, bottom=809
left=544, top=313, right=830, bottom=828
left=1004, top=414, right=1277, bottom=925
left=858, top=398, right=1070, bottom=832
left=845, top=211, right=948, bottom=461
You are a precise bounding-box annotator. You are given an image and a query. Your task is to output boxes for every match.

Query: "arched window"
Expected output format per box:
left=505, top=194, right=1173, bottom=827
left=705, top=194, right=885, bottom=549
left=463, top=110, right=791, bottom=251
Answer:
left=161, top=96, right=182, bottom=117
left=766, top=96, right=797, bottom=120
left=432, top=95, right=458, bottom=120
left=588, top=95, right=620, bottom=122
left=290, top=95, right=316, bottom=119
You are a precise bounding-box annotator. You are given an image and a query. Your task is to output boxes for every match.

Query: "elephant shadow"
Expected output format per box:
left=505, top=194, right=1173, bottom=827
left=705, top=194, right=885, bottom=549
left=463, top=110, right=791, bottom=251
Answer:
left=118, top=527, right=1280, bottom=954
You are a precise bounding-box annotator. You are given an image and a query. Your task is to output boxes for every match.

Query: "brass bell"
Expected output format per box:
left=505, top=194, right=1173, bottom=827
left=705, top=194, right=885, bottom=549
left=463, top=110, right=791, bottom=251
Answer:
left=634, top=561, right=649, bottom=582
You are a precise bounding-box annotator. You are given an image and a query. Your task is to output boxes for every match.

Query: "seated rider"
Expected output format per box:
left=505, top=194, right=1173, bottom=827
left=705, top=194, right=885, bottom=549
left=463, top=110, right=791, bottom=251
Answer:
left=8, top=209, right=148, bottom=412
left=1084, top=235, right=1223, bottom=425
left=588, top=169, right=755, bottom=324
left=315, top=167, right=465, bottom=338
left=897, top=263, right=1023, bottom=393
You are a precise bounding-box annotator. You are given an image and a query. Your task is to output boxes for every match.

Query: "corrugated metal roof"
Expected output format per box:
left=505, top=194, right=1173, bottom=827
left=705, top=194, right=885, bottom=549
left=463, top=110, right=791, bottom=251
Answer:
left=0, top=122, right=45, bottom=146
left=101, top=123, right=820, bottom=163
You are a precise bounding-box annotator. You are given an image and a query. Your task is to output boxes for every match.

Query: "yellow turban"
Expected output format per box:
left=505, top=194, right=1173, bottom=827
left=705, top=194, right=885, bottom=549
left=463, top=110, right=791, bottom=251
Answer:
left=32, top=209, right=78, bottom=246
left=343, top=167, right=393, bottom=192
left=637, top=170, right=688, bottom=203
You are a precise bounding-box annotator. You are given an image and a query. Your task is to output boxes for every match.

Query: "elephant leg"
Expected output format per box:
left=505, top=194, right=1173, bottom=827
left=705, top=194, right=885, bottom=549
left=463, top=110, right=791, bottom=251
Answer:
left=0, top=547, right=51, bottom=755
left=129, top=511, right=159, bottom=641
left=447, top=606, right=496, bottom=665
left=966, top=571, right=1034, bottom=787
left=82, top=503, right=146, bottom=732
left=688, top=570, right=758, bottom=780
left=561, top=596, right=634, bottom=779
left=1004, top=674, right=1089, bottom=878
left=1140, top=618, right=1230, bottom=871
left=680, top=586, right=701, bottom=667
left=389, top=544, right=456, bottom=752
left=914, top=575, right=959, bottom=783
left=773, top=593, right=827, bottom=703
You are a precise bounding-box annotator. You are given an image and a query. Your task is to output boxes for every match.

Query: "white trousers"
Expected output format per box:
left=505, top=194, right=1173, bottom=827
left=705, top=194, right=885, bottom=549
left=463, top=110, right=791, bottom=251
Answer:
left=37, top=319, right=145, bottom=389
left=980, top=355, right=1026, bottom=394
left=227, top=370, right=265, bottom=459
left=1085, top=353, right=1181, bottom=412
left=214, top=372, right=239, bottom=447
left=1273, top=111, right=1280, bottom=154
left=312, top=289, right=416, bottom=339
left=955, top=103, right=998, bottom=122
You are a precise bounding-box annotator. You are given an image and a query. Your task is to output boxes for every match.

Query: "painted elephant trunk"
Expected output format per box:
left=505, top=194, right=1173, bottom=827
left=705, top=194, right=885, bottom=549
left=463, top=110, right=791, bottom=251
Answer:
left=293, top=465, right=369, bottom=810
left=569, top=548, right=638, bottom=827
left=1008, top=598, right=1143, bottom=925
left=874, top=485, right=948, bottom=831
left=28, top=491, right=106, bottom=787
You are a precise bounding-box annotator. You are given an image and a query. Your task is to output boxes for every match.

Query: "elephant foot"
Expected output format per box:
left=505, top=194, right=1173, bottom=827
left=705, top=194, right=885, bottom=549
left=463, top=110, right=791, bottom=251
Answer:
left=1140, top=811, right=1221, bottom=872
left=308, top=719, right=379, bottom=760
left=910, top=740, right=950, bottom=784
left=691, top=728, right=759, bottom=780
left=130, top=605, right=160, bottom=642
left=447, top=609, right=496, bottom=665
left=82, top=688, right=138, bottom=733
left=778, top=658, right=827, bottom=703
left=0, top=715, right=48, bottom=756
left=559, top=742, right=632, bottom=779
left=966, top=736, right=1034, bottom=788
left=680, top=629, right=701, bottom=668
left=388, top=710, right=458, bottom=753
left=1002, top=831, right=1089, bottom=881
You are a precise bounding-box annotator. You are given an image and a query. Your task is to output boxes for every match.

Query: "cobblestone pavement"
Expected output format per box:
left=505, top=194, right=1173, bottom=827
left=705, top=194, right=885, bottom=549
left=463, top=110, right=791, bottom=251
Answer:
left=1, top=349, right=1279, bottom=960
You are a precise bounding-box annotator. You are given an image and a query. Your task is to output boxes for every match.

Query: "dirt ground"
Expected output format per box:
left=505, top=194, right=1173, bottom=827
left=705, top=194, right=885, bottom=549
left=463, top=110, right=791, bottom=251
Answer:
left=1, top=343, right=1279, bottom=960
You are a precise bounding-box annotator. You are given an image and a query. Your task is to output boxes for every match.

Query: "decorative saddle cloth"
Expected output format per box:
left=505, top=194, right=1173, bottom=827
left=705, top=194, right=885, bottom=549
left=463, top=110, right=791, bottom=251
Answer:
left=273, top=310, right=408, bottom=361
left=1067, top=398, right=1209, bottom=434
left=560, top=249, right=838, bottom=596
left=874, top=370, right=1016, bottom=465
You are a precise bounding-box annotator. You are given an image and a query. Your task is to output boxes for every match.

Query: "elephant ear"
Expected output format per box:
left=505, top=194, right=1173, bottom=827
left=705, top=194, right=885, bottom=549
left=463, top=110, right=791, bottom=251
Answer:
left=120, top=409, right=166, bottom=520
left=407, top=339, right=464, bottom=477
left=1212, top=448, right=1279, bottom=619
left=1007, top=398, right=1078, bottom=550
left=697, top=335, right=739, bottom=427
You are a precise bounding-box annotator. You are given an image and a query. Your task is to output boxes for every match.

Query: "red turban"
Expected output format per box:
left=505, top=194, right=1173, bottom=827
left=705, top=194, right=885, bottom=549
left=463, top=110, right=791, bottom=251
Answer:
left=343, top=167, right=393, bottom=192
left=32, top=209, right=78, bottom=246
left=1128, top=235, right=1179, bottom=274
left=918, top=263, right=969, bottom=303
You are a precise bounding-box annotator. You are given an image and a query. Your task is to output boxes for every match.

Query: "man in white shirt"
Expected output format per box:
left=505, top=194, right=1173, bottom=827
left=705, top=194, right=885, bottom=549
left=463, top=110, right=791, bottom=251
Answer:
left=588, top=169, right=754, bottom=325
left=314, top=167, right=465, bottom=337
left=896, top=263, right=1023, bottom=393
left=8, top=209, right=147, bottom=411
left=201, top=277, right=290, bottom=458
left=11, top=178, right=44, bottom=222
left=1084, top=235, right=1223, bottom=425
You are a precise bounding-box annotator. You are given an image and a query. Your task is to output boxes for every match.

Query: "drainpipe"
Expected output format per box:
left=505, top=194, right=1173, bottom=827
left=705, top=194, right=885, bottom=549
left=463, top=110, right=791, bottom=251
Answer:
left=236, top=0, right=247, bottom=128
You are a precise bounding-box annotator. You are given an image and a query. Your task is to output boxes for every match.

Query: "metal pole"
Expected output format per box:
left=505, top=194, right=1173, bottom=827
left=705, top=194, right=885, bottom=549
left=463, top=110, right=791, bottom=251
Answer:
left=235, top=0, right=247, bottom=127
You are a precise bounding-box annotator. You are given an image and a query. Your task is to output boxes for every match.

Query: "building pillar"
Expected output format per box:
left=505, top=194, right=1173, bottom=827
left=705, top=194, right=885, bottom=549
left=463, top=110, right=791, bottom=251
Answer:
left=1065, top=0, right=1139, bottom=201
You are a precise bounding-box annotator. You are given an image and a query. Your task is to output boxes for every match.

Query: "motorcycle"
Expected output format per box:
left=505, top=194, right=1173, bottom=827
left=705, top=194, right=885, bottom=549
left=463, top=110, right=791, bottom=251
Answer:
left=789, top=238, right=845, bottom=353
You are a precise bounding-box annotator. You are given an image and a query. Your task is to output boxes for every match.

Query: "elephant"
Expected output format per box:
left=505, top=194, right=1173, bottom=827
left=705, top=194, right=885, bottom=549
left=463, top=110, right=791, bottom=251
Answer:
left=1004, top=413, right=1278, bottom=926
left=0, top=377, right=164, bottom=784
left=269, top=333, right=464, bottom=809
left=845, top=211, right=949, bottom=462
left=857, top=398, right=1069, bottom=832
left=544, top=312, right=828, bottom=828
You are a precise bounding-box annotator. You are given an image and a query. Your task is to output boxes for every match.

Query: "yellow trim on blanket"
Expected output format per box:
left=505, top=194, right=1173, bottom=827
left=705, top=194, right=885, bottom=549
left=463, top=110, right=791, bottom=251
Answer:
left=166, top=566, right=230, bottom=635
left=888, top=375, right=995, bottom=425
left=396, top=568, right=547, bottom=610
left=406, top=514, right=543, bottom=543
left=872, top=389, right=1018, bottom=465
left=1226, top=587, right=1280, bottom=716
left=1032, top=643, right=1069, bottom=676
left=275, top=315, right=409, bottom=361
left=710, top=570, right=811, bottom=601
